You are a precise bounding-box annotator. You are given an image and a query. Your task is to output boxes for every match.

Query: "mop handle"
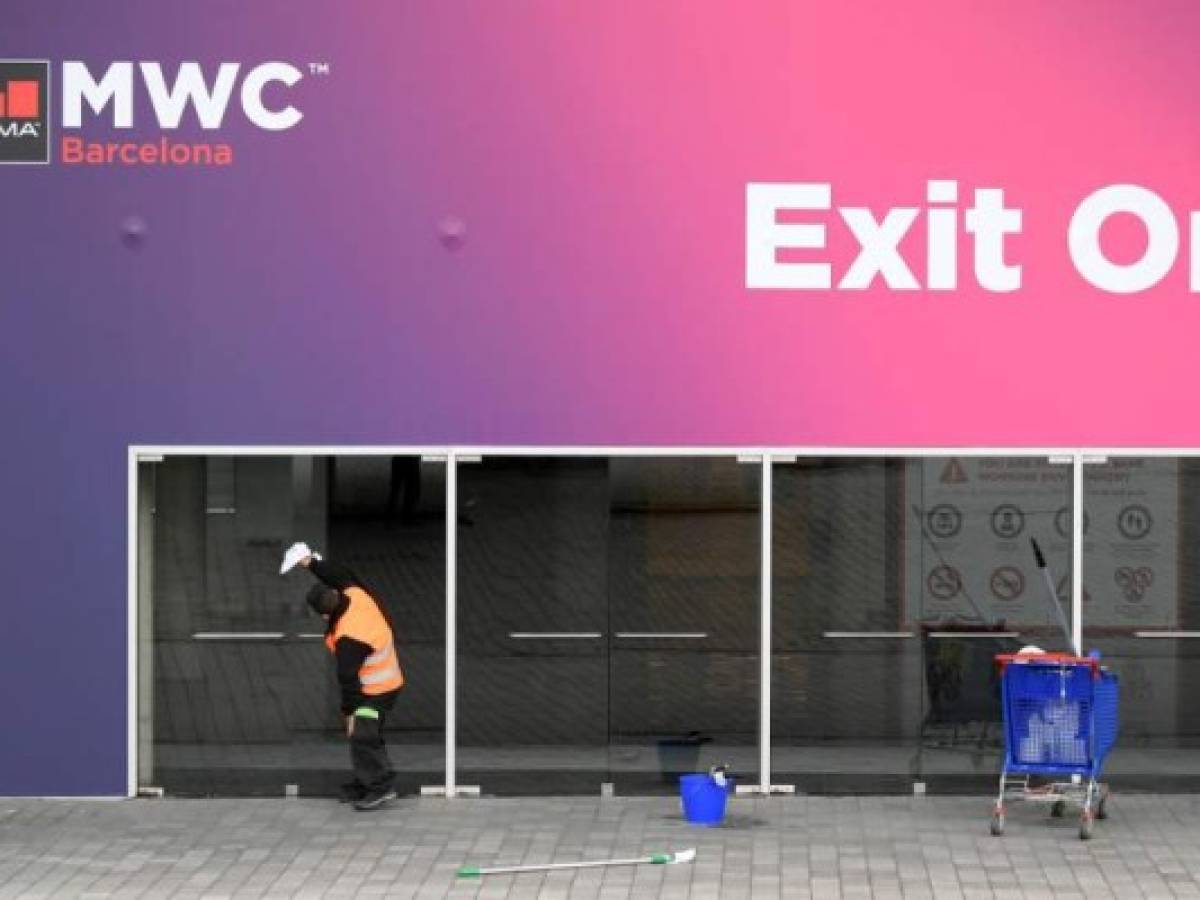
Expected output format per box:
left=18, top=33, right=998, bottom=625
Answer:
left=1031, top=538, right=1075, bottom=653
left=459, top=853, right=674, bottom=877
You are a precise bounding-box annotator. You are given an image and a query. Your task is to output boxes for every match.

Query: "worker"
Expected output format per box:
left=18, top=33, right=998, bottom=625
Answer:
left=281, top=541, right=404, bottom=810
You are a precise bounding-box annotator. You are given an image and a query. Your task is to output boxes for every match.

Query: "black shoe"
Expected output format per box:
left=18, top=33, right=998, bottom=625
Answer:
left=353, top=788, right=397, bottom=811
left=338, top=782, right=368, bottom=803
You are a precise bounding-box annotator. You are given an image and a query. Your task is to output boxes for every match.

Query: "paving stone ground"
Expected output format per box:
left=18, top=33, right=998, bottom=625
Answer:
left=1, top=794, right=1199, bottom=898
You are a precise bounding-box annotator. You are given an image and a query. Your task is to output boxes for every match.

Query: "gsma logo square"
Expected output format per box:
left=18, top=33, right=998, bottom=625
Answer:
left=0, top=60, right=50, bottom=164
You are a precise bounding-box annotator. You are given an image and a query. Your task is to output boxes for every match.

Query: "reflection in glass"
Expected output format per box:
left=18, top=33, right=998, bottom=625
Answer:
left=608, top=458, right=760, bottom=792
left=1081, top=457, right=1200, bottom=787
left=147, top=455, right=445, bottom=796
left=456, top=458, right=610, bottom=793
left=771, top=457, right=1073, bottom=790
left=771, top=458, right=918, bottom=791
left=456, top=457, right=759, bottom=794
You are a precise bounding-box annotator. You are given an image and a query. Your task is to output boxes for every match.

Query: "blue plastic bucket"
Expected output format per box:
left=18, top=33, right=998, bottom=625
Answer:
left=679, top=773, right=733, bottom=826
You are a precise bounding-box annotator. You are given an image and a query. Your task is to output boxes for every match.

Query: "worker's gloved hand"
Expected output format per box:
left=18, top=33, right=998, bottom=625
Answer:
left=280, top=541, right=319, bottom=574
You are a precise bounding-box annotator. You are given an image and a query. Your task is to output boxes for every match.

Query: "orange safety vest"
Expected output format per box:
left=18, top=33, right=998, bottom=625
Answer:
left=324, top=587, right=405, bottom=694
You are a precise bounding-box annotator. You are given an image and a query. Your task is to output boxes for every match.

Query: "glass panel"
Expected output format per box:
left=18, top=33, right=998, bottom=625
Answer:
left=456, top=458, right=610, bottom=793
left=608, top=458, right=760, bottom=793
left=455, top=456, right=759, bottom=794
left=771, top=458, right=918, bottom=791
left=147, top=454, right=445, bottom=796
left=1081, top=457, right=1199, bottom=788
left=909, top=456, right=1074, bottom=787
left=771, top=456, right=1074, bottom=792
left=150, top=456, right=302, bottom=794
left=319, top=456, right=446, bottom=793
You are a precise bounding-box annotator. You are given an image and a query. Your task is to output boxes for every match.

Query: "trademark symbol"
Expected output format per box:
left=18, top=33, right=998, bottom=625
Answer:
left=308, top=62, right=330, bottom=76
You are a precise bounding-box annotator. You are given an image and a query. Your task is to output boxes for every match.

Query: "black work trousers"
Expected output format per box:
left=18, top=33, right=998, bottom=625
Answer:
left=348, top=690, right=398, bottom=792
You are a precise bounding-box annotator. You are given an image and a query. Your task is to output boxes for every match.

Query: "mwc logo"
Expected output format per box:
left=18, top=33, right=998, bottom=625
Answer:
left=62, top=61, right=304, bottom=131
left=57, top=61, right=310, bottom=166
left=0, top=60, right=312, bottom=166
left=0, top=60, right=50, bottom=164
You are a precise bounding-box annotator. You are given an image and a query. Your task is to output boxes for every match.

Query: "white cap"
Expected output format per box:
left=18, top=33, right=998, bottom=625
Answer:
left=280, top=542, right=313, bottom=575
left=1017, top=645, right=1045, bottom=656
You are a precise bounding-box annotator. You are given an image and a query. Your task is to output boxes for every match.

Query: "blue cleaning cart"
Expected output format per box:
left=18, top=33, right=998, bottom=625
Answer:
left=991, top=652, right=1119, bottom=840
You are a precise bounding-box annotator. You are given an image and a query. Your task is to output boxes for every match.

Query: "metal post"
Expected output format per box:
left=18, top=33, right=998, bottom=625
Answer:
left=1072, top=453, right=1083, bottom=656
left=760, top=455, right=772, bottom=792
left=446, top=452, right=457, bottom=797
left=127, top=450, right=138, bottom=798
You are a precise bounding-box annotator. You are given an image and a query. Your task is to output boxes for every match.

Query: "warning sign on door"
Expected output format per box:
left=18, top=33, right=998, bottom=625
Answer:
left=940, top=458, right=969, bottom=484
left=904, top=457, right=1178, bottom=632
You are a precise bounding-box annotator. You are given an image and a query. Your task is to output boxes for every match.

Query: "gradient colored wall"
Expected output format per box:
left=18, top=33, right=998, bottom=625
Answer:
left=3, top=1, right=1200, bottom=793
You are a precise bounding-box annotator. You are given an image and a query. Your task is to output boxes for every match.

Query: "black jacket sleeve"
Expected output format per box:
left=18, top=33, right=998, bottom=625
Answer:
left=310, top=558, right=396, bottom=635
left=334, top=635, right=373, bottom=715
left=309, top=557, right=360, bottom=591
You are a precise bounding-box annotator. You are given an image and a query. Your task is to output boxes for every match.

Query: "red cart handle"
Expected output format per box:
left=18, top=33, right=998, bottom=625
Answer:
left=994, top=652, right=1102, bottom=676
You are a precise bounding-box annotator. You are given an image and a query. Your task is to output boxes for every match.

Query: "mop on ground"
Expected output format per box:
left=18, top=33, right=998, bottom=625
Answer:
left=457, top=847, right=696, bottom=878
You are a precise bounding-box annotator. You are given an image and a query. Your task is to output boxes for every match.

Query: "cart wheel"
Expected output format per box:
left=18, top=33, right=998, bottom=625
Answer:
left=1050, top=800, right=1066, bottom=818
left=1079, top=812, right=1094, bottom=841
left=1097, top=796, right=1108, bottom=820
left=990, top=812, right=1005, bottom=836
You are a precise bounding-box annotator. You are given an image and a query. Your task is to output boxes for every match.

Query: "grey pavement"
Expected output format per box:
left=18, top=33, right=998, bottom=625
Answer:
left=2, top=794, right=1200, bottom=898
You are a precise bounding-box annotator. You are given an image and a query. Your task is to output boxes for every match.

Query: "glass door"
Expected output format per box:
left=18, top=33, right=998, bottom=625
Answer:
left=908, top=456, right=1075, bottom=789
left=144, top=454, right=445, bottom=796
left=770, top=455, right=1076, bottom=793
left=455, top=457, right=610, bottom=793
left=771, top=457, right=919, bottom=791
left=322, top=456, right=447, bottom=794
left=454, top=455, right=760, bottom=795
left=147, top=456, right=323, bottom=795
left=607, top=458, right=760, bottom=794
left=1081, top=456, right=1200, bottom=788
